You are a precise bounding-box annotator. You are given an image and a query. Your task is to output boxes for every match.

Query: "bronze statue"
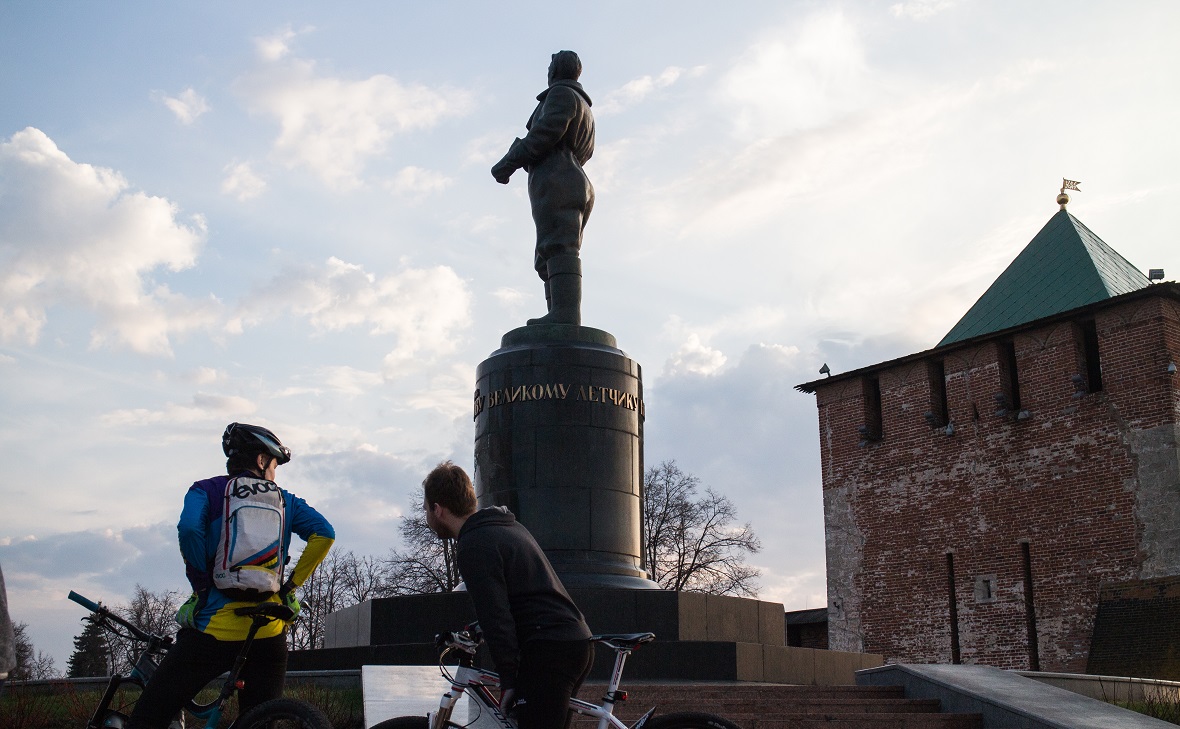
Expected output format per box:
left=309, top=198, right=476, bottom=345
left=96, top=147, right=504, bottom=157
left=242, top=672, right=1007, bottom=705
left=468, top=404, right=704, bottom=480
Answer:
left=492, top=51, right=594, bottom=326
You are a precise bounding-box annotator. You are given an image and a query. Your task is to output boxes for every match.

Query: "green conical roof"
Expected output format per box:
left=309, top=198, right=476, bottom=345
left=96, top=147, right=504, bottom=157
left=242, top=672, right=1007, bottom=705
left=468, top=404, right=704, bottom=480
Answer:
left=938, top=209, right=1151, bottom=346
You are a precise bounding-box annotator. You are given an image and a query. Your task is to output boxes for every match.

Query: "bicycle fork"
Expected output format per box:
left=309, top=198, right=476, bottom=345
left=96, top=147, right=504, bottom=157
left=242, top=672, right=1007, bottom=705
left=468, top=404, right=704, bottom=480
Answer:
left=429, top=684, right=463, bottom=729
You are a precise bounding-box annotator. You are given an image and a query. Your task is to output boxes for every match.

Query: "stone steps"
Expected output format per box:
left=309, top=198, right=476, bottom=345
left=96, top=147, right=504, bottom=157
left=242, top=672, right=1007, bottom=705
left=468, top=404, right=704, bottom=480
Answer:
left=573, top=683, right=982, bottom=729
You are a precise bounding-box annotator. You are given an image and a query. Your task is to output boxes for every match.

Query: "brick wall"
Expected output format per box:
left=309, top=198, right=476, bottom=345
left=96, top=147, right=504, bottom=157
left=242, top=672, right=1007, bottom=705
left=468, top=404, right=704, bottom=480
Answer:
left=1088, top=575, right=1180, bottom=679
left=815, top=292, right=1180, bottom=671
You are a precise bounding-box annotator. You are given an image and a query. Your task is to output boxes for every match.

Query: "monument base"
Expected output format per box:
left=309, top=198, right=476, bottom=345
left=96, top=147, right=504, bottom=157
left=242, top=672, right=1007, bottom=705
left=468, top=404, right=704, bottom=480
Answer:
left=476, top=326, right=658, bottom=589
left=288, top=589, right=886, bottom=683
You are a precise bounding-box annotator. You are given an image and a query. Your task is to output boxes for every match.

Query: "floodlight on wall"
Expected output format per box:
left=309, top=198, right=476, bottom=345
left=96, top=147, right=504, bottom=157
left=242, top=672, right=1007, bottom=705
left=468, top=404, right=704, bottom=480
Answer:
left=857, top=424, right=880, bottom=447
left=1016, top=409, right=1031, bottom=421
left=944, top=422, right=955, bottom=436
left=993, top=393, right=1009, bottom=417
left=1071, top=374, right=1087, bottom=399
left=1149, top=269, right=1165, bottom=282
left=1169, top=362, right=1177, bottom=375
left=924, top=411, right=939, bottom=427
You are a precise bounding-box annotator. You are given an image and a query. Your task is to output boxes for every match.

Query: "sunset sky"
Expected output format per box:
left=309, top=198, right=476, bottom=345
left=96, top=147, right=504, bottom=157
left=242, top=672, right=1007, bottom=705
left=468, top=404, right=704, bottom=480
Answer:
left=2, top=1, right=1178, bottom=667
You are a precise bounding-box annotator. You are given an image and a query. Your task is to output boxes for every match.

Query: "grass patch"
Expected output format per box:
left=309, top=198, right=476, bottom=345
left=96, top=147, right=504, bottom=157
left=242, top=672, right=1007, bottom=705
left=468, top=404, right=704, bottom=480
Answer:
left=1115, top=696, right=1180, bottom=725
left=0, top=682, right=363, bottom=729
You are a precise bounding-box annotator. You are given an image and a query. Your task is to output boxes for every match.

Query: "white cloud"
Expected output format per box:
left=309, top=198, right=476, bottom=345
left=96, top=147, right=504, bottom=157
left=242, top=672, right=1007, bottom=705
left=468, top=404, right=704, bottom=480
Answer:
left=184, top=366, right=226, bottom=385
left=469, top=215, right=506, bottom=235
left=160, top=87, right=210, bottom=124
left=237, top=51, right=475, bottom=190
left=665, top=333, right=727, bottom=376
left=890, top=0, right=958, bottom=21
left=0, top=128, right=215, bottom=356
left=598, top=66, right=704, bottom=115
left=322, top=366, right=384, bottom=395
left=402, top=362, right=475, bottom=416
left=0, top=524, right=187, bottom=668
left=101, top=392, right=257, bottom=426
left=221, top=161, right=267, bottom=200
left=274, top=365, right=384, bottom=397
left=234, top=257, right=472, bottom=373
left=465, top=131, right=510, bottom=166
left=0, top=354, right=15, bottom=365
left=720, top=10, right=877, bottom=137
left=254, top=26, right=301, bottom=62
left=491, top=287, right=526, bottom=305
left=388, top=166, right=453, bottom=197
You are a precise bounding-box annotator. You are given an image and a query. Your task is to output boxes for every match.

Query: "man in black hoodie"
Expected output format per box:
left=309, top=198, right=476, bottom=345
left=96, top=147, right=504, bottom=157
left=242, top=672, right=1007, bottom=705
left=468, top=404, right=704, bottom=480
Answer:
left=423, top=461, right=593, bottom=729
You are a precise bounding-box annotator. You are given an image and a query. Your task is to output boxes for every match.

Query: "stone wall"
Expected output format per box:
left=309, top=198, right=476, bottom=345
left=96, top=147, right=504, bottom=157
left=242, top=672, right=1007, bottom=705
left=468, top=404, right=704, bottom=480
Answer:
left=1088, top=575, right=1180, bottom=679
left=814, top=293, right=1180, bottom=671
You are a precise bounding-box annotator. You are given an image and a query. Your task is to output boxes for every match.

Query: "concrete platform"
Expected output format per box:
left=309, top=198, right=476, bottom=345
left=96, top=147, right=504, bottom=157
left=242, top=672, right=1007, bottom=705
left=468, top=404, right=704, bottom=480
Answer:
left=858, top=664, right=1175, bottom=728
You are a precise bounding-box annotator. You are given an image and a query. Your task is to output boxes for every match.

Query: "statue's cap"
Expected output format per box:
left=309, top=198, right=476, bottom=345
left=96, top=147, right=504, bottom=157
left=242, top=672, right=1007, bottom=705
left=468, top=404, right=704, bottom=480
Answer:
left=550, top=50, right=582, bottom=82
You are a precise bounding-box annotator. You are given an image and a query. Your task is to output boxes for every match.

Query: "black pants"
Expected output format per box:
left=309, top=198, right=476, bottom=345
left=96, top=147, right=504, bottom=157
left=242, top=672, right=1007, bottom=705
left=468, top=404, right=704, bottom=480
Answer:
left=515, top=639, right=594, bottom=729
left=127, top=628, right=287, bottom=729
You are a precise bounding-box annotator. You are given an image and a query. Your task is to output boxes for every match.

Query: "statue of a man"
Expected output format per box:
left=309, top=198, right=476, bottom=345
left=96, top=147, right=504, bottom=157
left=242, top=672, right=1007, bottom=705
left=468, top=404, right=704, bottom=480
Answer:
left=492, top=50, right=594, bottom=326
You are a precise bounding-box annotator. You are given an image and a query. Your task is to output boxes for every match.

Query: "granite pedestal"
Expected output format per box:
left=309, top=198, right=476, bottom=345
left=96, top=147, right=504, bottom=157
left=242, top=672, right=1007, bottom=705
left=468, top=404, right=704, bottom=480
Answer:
left=297, top=589, right=871, bottom=682
left=473, top=324, right=657, bottom=589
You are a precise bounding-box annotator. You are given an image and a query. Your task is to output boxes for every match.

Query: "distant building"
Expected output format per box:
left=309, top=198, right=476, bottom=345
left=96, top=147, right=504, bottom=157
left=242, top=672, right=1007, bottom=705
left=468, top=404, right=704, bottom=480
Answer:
left=785, top=607, right=829, bottom=649
left=797, top=198, right=1180, bottom=675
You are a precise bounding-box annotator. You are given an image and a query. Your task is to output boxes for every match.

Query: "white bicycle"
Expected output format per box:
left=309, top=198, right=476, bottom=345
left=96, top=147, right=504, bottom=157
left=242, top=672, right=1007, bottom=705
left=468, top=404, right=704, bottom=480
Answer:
left=372, top=624, right=740, bottom=729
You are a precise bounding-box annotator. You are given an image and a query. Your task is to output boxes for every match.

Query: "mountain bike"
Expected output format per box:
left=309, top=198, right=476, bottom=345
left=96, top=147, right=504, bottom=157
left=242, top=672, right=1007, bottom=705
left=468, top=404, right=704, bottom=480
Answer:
left=67, top=590, right=331, bottom=729
left=371, top=624, right=740, bottom=729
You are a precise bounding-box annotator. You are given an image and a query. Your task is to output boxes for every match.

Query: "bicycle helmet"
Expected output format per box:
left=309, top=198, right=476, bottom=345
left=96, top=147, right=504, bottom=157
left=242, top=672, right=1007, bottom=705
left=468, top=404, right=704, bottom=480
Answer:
left=222, top=422, right=292, bottom=465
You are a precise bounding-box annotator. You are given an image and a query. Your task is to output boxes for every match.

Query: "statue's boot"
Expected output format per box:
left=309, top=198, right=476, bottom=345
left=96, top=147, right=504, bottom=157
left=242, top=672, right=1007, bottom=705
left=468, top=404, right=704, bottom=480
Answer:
left=527, top=255, right=581, bottom=326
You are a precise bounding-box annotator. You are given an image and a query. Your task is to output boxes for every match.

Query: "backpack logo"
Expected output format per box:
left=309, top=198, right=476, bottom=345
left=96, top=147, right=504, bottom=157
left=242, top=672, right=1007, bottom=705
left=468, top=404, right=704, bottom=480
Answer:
left=213, top=476, right=285, bottom=597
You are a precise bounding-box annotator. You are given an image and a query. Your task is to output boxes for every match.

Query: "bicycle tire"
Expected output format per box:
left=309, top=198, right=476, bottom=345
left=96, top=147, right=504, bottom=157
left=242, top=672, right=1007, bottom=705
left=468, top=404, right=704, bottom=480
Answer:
left=233, top=697, right=332, bottom=729
left=370, top=716, right=428, bottom=729
left=645, top=712, right=742, bottom=729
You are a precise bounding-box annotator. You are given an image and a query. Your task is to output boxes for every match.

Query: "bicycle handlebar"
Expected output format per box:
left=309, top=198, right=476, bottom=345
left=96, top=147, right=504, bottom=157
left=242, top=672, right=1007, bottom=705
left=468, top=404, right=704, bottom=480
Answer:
left=68, top=590, right=102, bottom=613
left=68, top=590, right=156, bottom=643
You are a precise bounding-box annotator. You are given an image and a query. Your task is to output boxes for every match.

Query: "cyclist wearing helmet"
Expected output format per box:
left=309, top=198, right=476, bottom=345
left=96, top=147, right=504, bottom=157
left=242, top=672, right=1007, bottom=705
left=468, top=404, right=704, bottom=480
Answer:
left=127, top=423, right=334, bottom=729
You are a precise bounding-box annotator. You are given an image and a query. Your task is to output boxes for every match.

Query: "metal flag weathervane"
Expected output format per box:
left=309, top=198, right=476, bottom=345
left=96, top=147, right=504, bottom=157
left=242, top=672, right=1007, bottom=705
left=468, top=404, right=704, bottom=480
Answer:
left=1057, top=178, right=1081, bottom=209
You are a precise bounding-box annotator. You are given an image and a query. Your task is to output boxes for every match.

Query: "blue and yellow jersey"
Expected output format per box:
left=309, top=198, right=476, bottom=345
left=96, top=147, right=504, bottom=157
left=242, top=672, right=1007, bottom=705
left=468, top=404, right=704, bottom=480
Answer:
left=177, top=474, right=334, bottom=641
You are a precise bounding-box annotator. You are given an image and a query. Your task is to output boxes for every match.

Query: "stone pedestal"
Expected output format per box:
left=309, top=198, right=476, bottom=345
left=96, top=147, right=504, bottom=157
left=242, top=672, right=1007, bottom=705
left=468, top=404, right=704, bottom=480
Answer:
left=473, top=324, right=657, bottom=589
left=300, top=590, right=884, bottom=684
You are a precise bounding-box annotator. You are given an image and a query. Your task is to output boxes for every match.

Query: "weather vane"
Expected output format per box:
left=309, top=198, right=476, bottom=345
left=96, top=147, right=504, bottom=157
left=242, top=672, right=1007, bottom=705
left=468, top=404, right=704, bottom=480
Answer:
left=1057, top=178, right=1080, bottom=210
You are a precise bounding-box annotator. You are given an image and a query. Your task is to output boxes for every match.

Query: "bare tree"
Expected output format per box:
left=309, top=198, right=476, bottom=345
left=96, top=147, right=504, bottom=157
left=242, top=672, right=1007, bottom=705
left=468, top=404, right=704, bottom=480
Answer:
left=289, top=549, right=388, bottom=650
left=643, top=460, right=762, bottom=596
left=383, top=498, right=462, bottom=594
left=289, top=549, right=345, bottom=650
left=339, top=552, right=386, bottom=605
left=11, top=622, right=58, bottom=679
left=108, top=585, right=181, bottom=675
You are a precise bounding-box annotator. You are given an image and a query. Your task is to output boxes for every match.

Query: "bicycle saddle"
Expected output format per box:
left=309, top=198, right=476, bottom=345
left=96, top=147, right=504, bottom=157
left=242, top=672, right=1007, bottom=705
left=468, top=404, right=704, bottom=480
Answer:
left=591, top=632, right=655, bottom=650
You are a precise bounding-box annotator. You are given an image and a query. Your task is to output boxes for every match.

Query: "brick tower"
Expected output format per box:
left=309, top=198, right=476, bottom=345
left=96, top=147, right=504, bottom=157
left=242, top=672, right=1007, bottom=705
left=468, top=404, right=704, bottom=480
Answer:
left=797, top=194, right=1180, bottom=674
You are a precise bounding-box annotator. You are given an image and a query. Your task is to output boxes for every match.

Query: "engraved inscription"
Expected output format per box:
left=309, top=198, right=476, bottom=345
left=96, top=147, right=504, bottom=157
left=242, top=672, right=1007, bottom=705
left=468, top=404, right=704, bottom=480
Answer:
left=474, top=382, right=642, bottom=420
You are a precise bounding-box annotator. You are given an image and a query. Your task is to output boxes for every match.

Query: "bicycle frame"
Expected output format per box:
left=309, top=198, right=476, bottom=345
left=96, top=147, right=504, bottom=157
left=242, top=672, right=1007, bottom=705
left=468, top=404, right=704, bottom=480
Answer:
left=69, top=591, right=174, bottom=729
left=68, top=590, right=293, bottom=729
left=430, top=630, right=655, bottom=729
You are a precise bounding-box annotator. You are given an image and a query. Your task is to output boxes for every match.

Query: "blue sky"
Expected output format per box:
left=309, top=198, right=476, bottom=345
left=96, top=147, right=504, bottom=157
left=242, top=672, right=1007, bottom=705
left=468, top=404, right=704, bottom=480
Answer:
left=2, top=1, right=1178, bottom=668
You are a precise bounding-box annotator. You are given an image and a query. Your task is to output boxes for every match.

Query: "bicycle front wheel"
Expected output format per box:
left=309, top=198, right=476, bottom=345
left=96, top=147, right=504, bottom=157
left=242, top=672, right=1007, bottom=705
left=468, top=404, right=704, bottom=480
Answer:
left=645, top=712, right=741, bottom=729
left=371, top=716, right=428, bottom=729
left=233, top=697, right=332, bottom=729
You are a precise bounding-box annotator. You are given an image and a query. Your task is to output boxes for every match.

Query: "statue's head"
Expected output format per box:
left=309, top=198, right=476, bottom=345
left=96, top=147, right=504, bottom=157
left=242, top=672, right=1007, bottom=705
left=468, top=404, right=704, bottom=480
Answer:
left=548, top=50, right=582, bottom=85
